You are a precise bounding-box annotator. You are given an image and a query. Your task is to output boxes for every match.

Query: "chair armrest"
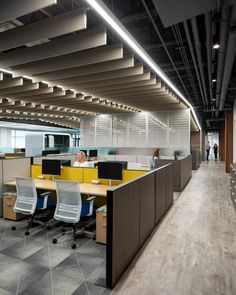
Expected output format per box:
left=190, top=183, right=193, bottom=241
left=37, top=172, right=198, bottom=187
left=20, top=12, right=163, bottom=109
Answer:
left=86, top=196, right=95, bottom=201
left=39, top=191, right=51, bottom=197
left=84, top=196, right=96, bottom=216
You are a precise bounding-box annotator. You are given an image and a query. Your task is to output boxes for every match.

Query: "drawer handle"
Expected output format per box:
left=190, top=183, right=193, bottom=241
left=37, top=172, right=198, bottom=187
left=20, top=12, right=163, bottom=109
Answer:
left=6, top=204, right=13, bottom=207
left=102, top=224, right=107, bottom=227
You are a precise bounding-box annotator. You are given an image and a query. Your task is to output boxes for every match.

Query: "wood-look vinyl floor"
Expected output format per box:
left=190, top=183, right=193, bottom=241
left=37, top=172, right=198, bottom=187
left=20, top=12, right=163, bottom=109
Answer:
left=112, top=161, right=236, bottom=295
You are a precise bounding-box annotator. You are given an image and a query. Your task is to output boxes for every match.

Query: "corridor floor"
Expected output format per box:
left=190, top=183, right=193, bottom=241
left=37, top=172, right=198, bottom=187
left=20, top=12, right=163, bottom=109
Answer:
left=112, top=161, right=236, bottom=295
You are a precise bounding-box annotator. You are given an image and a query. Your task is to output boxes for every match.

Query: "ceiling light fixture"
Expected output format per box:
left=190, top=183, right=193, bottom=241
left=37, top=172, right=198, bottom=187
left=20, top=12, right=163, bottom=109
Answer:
left=212, top=79, right=216, bottom=82
left=213, top=44, right=220, bottom=49
left=86, top=0, right=201, bottom=130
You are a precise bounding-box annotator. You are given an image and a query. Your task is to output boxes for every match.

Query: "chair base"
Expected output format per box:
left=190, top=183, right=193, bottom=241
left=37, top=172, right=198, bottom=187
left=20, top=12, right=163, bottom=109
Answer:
left=51, top=222, right=96, bottom=249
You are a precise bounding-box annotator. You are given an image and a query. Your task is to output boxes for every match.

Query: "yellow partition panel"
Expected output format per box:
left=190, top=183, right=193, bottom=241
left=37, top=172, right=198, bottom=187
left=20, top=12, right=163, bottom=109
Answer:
left=60, top=167, right=83, bottom=182
left=123, top=170, right=147, bottom=182
left=82, top=167, right=147, bottom=185
left=31, top=165, right=147, bottom=184
left=82, top=168, right=98, bottom=183
left=31, top=165, right=83, bottom=182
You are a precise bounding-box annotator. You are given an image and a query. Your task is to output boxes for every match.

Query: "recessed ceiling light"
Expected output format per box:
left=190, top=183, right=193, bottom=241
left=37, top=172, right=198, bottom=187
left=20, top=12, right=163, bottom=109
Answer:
left=212, top=79, right=216, bottom=82
left=213, top=44, right=220, bottom=49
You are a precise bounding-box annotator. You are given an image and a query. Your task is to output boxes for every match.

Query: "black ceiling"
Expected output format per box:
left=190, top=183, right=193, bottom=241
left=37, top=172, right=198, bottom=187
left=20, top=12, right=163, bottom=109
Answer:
left=1, top=0, right=235, bottom=129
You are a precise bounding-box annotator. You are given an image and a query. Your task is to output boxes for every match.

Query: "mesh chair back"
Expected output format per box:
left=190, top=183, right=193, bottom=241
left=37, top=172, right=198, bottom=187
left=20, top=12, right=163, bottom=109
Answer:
left=54, top=180, right=82, bottom=223
left=14, top=177, right=37, bottom=214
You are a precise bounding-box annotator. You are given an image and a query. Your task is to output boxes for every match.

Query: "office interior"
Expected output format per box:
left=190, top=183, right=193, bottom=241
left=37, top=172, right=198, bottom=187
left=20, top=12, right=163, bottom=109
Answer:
left=0, top=0, right=235, bottom=294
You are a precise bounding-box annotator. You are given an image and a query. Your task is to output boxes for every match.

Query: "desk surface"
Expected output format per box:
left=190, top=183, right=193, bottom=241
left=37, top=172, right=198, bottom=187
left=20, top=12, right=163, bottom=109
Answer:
left=5, top=179, right=112, bottom=197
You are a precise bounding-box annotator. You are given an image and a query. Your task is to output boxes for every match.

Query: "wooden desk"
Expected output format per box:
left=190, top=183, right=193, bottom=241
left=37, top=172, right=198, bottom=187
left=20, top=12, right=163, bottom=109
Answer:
left=5, top=179, right=112, bottom=197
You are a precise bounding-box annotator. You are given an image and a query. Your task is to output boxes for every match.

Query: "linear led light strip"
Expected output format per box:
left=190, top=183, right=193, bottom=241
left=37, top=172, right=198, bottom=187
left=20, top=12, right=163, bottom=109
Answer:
left=86, top=0, right=201, bottom=131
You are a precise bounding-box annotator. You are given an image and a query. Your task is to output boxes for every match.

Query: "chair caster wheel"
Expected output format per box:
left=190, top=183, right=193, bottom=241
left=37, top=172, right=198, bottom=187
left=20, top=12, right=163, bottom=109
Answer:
left=52, top=238, right=57, bottom=244
left=92, top=235, right=96, bottom=240
left=46, top=225, right=51, bottom=230
left=62, top=228, right=66, bottom=232
left=25, top=231, right=30, bottom=236
left=71, top=243, right=76, bottom=249
left=12, top=226, right=16, bottom=231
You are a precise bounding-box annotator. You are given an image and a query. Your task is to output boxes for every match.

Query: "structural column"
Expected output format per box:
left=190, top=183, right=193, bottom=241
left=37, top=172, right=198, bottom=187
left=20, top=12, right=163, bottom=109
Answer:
left=219, top=121, right=225, bottom=161
left=225, top=110, right=233, bottom=173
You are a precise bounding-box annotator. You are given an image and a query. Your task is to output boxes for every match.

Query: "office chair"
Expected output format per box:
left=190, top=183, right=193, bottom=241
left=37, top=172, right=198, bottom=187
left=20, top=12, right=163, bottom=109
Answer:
left=52, top=180, right=95, bottom=249
left=12, top=177, right=51, bottom=236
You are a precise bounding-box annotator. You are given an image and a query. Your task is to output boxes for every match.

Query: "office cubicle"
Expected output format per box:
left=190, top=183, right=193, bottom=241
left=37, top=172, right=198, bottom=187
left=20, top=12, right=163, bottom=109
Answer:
left=0, top=156, right=174, bottom=290
left=155, top=155, right=192, bottom=192
left=106, top=164, right=173, bottom=288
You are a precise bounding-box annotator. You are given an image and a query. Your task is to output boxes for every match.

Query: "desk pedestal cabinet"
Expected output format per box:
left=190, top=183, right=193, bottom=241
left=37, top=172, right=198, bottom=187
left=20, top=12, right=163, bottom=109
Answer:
left=96, top=206, right=107, bottom=244
left=3, top=193, right=23, bottom=220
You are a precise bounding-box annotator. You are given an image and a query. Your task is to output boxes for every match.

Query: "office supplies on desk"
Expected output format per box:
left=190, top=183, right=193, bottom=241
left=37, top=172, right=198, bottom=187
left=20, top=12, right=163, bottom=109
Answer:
left=92, top=179, right=100, bottom=184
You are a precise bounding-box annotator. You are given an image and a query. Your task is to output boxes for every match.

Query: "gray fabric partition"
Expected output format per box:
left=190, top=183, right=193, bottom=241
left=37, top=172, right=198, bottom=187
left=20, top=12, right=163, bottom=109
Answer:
left=33, top=154, right=76, bottom=165
left=106, top=164, right=173, bottom=288
left=0, top=158, right=31, bottom=217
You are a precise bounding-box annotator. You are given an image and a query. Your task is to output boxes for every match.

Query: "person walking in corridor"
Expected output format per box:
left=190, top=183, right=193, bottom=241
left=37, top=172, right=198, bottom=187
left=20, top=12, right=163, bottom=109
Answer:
left=206, top=141, right=211, bottom=161
left=213, top=143, right=218, bottom=161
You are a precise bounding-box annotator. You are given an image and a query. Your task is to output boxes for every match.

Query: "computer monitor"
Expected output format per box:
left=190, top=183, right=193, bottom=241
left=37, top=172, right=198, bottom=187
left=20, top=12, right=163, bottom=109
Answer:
left=98, top=162, right=123, bottom=182
left=60, top=159, right=71, bottom=167
left=42, top=149, right=60, bottom=156
left=105, top=160, right=128, bottom=169
left=80, top=150, right=87, bottom=157
left=42, top=159, right=61, bottom=176
left=89, top=149, right=98, bottom=158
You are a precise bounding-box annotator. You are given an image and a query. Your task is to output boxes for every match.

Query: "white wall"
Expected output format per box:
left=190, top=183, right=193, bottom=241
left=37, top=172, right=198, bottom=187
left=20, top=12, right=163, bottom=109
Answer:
left=0, top=128, right=12, bottom=148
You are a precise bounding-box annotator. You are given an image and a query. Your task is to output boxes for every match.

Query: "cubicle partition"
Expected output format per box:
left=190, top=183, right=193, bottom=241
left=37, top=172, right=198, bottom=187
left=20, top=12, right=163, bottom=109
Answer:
left=31, top=165, right=147, bottom=185
left=155, top=155, right=192, bottom=192
left=0, top=158, right=31, bottom=216
left=106, top=164, right=173, bottom=288
left=33, top=154, right=76, bottom=165
left=191, top=150, right=201, bottom=170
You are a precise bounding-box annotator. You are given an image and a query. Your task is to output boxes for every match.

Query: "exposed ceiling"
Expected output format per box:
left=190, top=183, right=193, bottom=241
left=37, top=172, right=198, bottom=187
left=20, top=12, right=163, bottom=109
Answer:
left=0, top=0, right=235, bottom=130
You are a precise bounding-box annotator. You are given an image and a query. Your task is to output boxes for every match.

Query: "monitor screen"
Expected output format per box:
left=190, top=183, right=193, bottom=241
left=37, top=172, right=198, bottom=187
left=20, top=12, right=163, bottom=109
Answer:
left=89, top=150, right=98, bottom=157
left=98, top=161, right=123, bottom=181
left=80, top=150, right=87, bottom=157
left=60, top=159, right=71, bottom=167
left=42, top=149, right=60, bottom=156
left=105, top=160, right=128, bottom=169
left=42, top=159, right=61, bottom=176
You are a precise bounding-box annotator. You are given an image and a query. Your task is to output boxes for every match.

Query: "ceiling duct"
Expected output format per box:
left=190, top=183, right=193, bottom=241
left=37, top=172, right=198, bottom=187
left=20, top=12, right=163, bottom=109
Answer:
left=152, top=0, right=218, bottom=27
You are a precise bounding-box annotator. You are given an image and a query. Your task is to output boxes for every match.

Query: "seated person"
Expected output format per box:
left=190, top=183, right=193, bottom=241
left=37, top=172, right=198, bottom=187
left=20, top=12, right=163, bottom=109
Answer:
left=153, top=148, right=160, bottom=160
left=73, top=151, right=90, bottom=167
